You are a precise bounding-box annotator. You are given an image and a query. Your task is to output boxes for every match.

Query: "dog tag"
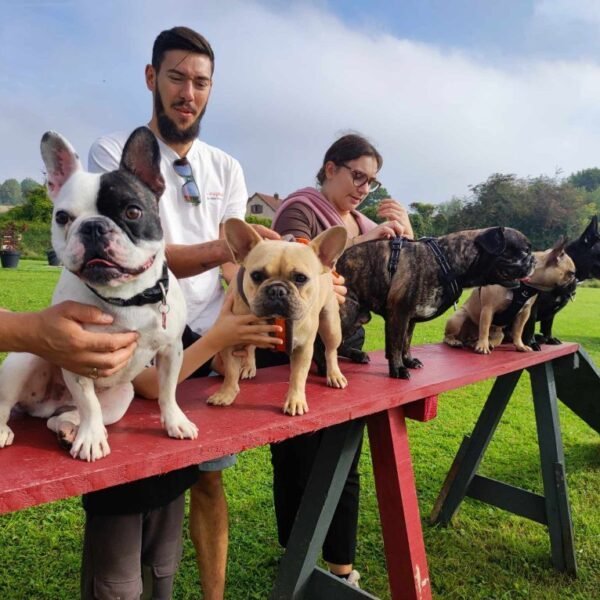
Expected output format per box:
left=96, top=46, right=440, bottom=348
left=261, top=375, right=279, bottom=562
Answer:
left=159, top=302, right=170, bottom=329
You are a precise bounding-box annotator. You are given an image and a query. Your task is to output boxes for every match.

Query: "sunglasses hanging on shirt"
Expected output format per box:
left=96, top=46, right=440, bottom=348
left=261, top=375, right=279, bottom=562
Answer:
left=173, top=157, right=201, bottom=205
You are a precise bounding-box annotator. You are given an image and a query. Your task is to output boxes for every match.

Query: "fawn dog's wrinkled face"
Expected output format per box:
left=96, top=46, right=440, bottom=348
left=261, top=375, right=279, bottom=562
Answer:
left=528, top=239, right=577, bottom=292
left=225, top=218, right=347, bottom=321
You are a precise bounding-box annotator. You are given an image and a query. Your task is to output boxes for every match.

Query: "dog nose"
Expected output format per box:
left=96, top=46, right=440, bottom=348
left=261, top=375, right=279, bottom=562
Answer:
left=80, top=219, right=110, bottom=241
left=267, top=284, right=289, bottom=299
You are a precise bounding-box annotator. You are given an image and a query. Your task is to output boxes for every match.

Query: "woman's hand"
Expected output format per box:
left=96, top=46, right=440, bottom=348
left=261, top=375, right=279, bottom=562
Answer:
left=376, top=199, right=414, bottom=239
left=206, top=294, right=283, bottom=351
left=353, top=219, right=406, bottom=243
left=332, top=272, right=347, bottom=305
left=351, top=199, right=414, bottom=244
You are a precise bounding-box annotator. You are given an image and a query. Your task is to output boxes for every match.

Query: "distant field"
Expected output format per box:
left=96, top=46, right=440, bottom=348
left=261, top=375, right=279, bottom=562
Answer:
left=0, top=260, right=598, bottom=599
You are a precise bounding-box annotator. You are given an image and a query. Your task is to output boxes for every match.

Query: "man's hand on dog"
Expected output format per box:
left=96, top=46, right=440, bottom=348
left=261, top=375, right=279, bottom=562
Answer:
left=252, top=224, right=281, bottom=241
left=30, top=301, right=139, bottom=377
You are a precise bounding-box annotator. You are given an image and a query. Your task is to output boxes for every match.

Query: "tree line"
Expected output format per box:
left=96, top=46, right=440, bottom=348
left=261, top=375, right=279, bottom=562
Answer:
left=0, top=178, right=42, bottom=205
left=3, top=167, right=600, bottom=254
left=361, top=168, right=600, bottom=250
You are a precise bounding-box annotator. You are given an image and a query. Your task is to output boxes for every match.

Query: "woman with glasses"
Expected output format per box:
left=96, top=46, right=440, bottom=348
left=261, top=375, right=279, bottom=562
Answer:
left=269, top=133, right=413, bottom=588
left=272, top=133, right=413, bottom=246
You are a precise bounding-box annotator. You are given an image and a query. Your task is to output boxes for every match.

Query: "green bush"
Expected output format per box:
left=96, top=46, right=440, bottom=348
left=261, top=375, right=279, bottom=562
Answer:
left=246, top=215, right=272, bottom=228
left=0, top=220, right=53, bottom=258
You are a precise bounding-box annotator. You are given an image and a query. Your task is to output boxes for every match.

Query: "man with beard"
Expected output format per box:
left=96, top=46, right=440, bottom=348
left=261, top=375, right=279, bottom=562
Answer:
left=81, top=27, right=278, bottom=600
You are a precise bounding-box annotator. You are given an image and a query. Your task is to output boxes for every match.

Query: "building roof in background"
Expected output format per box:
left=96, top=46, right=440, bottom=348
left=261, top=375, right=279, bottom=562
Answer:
left=250, top=193, right=282, bottom=212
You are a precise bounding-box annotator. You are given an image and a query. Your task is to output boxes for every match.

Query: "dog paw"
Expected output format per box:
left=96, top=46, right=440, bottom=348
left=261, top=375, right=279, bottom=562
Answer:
left=344, top=349, right=370, bottom=364
left=515, top=344, right=533, bottom=352
left=56, top=421, right=79, bottom=449
left=530, top=342, right=542, bottom=352
left=389, top=365, right=411, bottom=379
left=240, top=365, right=257, bottom=380
left=443, top=337, right=463, bottom=348
left=283, top=394, right=308, bottom=416
left=405, top=357, right=423, bottom=369
left=327, top=370, right=348, bottom=389
left=70, top=426, right=110, bottom=462
left=207, top=389, right=237, bottom=407
left=163, top=409, right=199, bottom=440
left=0, top=424, right=15, bottom=448
left=474, top=343, right=491, bottom=355
left=546, top=337, right=562, bottom=345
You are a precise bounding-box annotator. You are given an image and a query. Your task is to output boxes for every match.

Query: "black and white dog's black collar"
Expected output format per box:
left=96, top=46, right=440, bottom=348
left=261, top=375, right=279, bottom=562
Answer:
left=86, top=263, right=169, bottom=307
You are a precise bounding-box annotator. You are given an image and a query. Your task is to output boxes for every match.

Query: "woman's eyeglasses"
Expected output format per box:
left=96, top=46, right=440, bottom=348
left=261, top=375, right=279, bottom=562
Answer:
left=173, top=157, right=201, bottom=205
left=339, top=164, right=381, bottom=193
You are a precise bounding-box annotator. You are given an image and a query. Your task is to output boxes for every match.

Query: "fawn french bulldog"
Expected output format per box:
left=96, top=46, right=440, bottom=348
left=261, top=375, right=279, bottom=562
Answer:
left=207, top=218, right=348, bottom=416
left=444, top=239, right=576, bottom=353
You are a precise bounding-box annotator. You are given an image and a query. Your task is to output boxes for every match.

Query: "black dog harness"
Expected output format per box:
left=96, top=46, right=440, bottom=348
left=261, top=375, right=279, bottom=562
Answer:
left=387, top=236, right=462, bottom=306
left=86, top=263, right=170, bottom=328
left=388, top=237, right=405, bottom=279
left=491, top=283, right=537, bottom=327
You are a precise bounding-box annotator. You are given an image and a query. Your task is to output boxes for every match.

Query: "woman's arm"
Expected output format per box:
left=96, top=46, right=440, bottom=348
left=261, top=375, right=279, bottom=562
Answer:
left=133, top=294, right=282, bottom=399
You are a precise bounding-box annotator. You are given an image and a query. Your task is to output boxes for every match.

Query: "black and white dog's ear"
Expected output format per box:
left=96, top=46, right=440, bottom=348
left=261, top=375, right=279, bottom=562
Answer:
left=40, top=131, right=82, bottom=201
left=475, top=226, right=507, bottom=256
left=581, top=215, right=599, bottom=246
left=120, top=127, right=165, bottom=199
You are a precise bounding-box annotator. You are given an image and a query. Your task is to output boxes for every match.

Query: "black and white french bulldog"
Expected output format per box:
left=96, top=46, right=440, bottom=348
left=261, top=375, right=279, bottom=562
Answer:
left=0, top=127, right=197, bottom=461
left=333, top=227, right=535, bottom=379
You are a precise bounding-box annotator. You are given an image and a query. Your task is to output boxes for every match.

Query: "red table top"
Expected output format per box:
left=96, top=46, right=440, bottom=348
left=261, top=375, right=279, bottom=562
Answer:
left=0, top=342, right=578, bottom=514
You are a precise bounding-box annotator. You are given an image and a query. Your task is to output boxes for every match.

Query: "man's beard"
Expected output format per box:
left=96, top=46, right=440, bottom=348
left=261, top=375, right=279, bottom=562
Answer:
left=155, top=88, right=206, bottom=144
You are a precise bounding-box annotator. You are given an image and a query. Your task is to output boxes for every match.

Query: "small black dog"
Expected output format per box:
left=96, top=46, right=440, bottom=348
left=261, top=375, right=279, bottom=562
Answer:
left=330, top=227, right=534, bottom=379
left=523, top=216, right=600, bottom=348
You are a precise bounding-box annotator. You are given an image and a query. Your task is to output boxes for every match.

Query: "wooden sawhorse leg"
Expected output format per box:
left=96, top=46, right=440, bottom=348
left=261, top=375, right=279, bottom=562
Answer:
left=270, top=419, right=378, bottom=599
left=367, top=406, right=432, bottom=600
left=430, top=365, right=577, bottom=574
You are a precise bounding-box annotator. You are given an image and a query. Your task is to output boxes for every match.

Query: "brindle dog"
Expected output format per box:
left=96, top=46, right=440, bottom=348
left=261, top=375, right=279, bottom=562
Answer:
left=329, top=227, right=534, bottom=379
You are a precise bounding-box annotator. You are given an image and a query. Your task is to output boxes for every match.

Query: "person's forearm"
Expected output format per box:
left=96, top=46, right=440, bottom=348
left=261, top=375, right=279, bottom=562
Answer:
left=0, top=311, right=39, bottom=353
left=134, top=330, right=223, bottom=400
left=166, top=241, right=233, bottom=279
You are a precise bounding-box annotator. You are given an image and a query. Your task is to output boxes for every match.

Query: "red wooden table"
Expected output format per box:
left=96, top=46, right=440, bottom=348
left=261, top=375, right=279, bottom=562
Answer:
left=0, top=342, right=583, bottom=599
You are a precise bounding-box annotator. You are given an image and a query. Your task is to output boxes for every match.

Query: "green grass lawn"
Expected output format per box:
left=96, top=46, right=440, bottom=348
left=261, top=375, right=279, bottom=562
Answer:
left=1, top=260, right=599, bottom=599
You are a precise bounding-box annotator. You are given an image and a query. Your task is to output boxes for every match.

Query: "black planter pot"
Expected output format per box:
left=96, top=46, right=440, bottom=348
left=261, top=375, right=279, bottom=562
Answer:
left=46, top=249, right=61, bottom=266
left=0, top=249, right=21, bottom=268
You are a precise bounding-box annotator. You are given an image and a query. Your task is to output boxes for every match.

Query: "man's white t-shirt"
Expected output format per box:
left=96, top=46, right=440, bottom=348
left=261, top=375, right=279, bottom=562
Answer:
left=88, top=129, right=247, bottom=335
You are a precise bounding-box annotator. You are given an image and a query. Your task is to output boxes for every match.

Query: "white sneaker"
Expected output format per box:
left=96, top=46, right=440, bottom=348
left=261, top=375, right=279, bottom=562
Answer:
left=346, top=569, right=361, bottom=588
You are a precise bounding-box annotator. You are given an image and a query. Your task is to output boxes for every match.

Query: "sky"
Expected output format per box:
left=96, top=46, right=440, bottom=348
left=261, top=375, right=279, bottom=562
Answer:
left=1, top=0, right=600, bottom=205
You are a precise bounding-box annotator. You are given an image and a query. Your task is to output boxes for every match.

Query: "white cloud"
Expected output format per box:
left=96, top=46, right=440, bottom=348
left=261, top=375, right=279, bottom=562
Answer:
left=535, top=0, right=600, bottom=25
left=1, top=0, right=600, bottom=205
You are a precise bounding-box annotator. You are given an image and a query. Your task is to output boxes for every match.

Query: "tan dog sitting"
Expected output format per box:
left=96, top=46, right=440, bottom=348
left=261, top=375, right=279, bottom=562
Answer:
left=207, top=218, right=348, bottom=415
left=444, top=239, right=576, bottom=354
